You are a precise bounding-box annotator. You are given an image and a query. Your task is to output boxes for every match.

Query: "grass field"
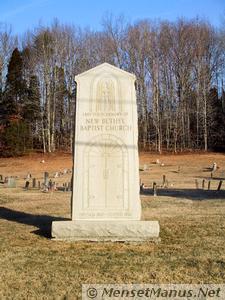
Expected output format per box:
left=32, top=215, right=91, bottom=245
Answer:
left=0, top=152, right=225, bottom=299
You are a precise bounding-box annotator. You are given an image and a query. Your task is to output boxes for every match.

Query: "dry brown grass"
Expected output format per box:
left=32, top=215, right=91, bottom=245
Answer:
left=0, top=152, right=225, bottom=299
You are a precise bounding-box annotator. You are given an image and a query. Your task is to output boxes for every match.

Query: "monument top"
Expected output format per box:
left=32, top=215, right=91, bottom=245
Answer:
left=76, top=62, right=136, bottom=80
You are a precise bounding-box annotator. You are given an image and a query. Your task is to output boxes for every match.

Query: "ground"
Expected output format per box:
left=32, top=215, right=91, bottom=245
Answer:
left=0, top=152, right=225, bottom=299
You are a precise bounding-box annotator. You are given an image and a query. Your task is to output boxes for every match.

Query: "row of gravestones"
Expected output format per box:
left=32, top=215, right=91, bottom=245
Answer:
left=25, top=178, right=72, bottom=192
left=0, top=175, right=17, bottom=188
left=42, top=172, right=72, bottom=191
left=53, top=169, right=72, bottom=178
left=25, top=172, right=72, bottom=192
left=25, top=169, right=72, bottom=180
left=0, top=173, right=72, bottom=192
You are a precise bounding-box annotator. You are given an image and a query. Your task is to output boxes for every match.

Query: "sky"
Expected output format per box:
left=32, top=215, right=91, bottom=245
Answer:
left=0, top=0, right=224, bottom=35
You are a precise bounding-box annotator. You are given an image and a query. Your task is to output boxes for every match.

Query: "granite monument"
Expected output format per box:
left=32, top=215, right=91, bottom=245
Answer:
left=52, top=63, right=159, bottom=241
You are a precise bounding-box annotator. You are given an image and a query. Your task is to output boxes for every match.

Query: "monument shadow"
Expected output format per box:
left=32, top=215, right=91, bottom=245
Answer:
left=140, top=188, right=225, bottom=201
left=0, top=207, right=69, bottom=238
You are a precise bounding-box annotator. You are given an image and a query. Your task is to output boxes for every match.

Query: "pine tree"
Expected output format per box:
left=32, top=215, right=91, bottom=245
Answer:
left=0, top=48, right=30, bottom=155
left=55, top=66, right=67, bottom=146
left=208, top=88, right=225, bottom=151
left=23, top=75, right=41, bottom=122
left=2, top=48, right=26, bottom=117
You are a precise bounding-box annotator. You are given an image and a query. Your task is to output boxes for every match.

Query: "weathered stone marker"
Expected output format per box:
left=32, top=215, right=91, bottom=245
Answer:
left=32, top=178, right=36, bottom=188
left=7, top=177, right=16, bottom=188
left=44, top=172, right=49, bottom=186
left=25, top=181, right=29, bottom=190
left=52, top=63, right=159, bottom=241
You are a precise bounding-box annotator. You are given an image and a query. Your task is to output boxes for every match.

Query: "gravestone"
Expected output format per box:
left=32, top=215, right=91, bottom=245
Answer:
left=49, top=179, right=53, bottom=191
left=52, top=63, right=159, bottom=241
left=44, top=172, right=49, bottom=186
left=32, top=178, right=36, bottom=188
left=54, top=172, right=59, bottom=178
left=26, top=173, right=32, bottom=180
left=7, top=177, right=16, bottom=188
left=25, top=181, right=29, bottom=190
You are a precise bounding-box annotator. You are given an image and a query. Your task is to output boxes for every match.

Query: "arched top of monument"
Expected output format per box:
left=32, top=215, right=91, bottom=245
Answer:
left=75, top=62, right=136, bottom=81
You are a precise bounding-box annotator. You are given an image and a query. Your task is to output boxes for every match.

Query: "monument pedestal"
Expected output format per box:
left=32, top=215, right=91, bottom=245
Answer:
left=52, top=220, right=160, bottom=242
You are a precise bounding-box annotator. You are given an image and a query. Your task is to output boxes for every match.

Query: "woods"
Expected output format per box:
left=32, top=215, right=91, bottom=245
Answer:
left=0, top=17, right=225, bottom=156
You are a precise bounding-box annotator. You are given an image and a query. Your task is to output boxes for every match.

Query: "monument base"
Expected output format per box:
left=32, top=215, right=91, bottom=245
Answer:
left=51, top=220, right=160, bottom=242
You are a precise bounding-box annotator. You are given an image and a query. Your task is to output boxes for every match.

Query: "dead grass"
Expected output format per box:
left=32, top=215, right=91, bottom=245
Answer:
left=0, top=152, right=225, bottom=299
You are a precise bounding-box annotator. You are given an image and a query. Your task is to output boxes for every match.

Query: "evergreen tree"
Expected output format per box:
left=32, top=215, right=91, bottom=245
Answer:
left=55, top=67, right=67, bottom=140
left=208, top=88, right=225, bottom=151
left=23, top=75, right=41, bottom=122
left=0, top=48, right=31, bottom=155
left=3, top=48, right=26, bottom=117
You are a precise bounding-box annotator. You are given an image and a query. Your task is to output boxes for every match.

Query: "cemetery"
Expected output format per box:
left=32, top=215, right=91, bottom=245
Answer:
left=0, top=62, right=225, bottom=299
left=0, top=150, right=225, bottom=298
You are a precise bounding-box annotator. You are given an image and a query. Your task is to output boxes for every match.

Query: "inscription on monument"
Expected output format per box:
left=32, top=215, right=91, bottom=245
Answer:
left=80, top=113, right=132, bottom=132
left=71, top=63, right=140, bottom=220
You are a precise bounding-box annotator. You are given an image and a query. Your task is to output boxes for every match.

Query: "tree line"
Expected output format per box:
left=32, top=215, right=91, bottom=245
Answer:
left=0, top=16, right=225, bottom=156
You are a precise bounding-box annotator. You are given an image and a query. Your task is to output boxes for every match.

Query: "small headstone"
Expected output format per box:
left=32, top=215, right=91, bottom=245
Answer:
left=44, top=172, right=49, bottom=186
left=32, top=178, right=36, bottom=188
left=140, top=183, right=145, bottom=192
left=49, top=179, right=53, bottom=191
left=162, top=175, right=166, bottom=188
left=0, top=175, right=3, bottom=181
left=25, top=181, right=29, bottom=190
left=38, top=181, right=41, bottom=189
left=212, top=162, right=217, bottom=172
left=54, top=172, right=59, bottom=178
left=202, top=179, right=205, bottom=189
left=26, top=173, right=32, bottom=180
left=143, top=164, right=148, bottom=171
left=195, top=179, right=199, bottom=189
left=8, top=177, right=16, bottom=188
left=53, top=182, right=57, bottom=191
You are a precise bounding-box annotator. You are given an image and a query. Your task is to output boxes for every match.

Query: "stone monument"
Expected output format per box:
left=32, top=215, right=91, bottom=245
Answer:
left=52, top=63, right=159, bottom=241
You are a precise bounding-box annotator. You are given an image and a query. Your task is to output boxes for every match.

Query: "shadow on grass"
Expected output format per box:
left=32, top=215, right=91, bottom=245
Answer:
left=141, top=188, right=225, bottom=200
left=195, top=175, right=225, bottom=181
left=0, top=207, right=69, bottom=238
